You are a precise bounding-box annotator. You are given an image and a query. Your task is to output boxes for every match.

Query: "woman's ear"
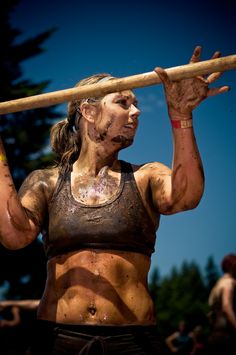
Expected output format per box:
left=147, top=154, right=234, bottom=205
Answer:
left=80, top=102, right=97, bottom=123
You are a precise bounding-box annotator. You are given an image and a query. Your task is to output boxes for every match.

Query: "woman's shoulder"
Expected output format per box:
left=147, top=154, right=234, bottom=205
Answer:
left=24, top=167, right=59, bottom=184
left=20, top=167, right=60, bottom=199
left=130, top=161, right=171, bottom=176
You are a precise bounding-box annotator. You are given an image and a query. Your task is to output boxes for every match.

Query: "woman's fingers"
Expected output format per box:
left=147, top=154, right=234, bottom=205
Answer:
left=154, top=67, right=172, bottom=88
left=206, top=51, right=222, bottom=83
left=207, top=86, right=230, bottom=97
left=207, top=71, right=222, bottom=84
left=189, top=46, right=202, bottom=63
left=191, top=48, right=225, bottom=85
left=211, top=50, right=221, bottom=59
left=190, top=48, right=220, bottom=64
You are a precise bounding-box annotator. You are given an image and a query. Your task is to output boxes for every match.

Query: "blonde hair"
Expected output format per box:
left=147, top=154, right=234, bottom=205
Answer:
left=50, top=73, right=114, bottom=174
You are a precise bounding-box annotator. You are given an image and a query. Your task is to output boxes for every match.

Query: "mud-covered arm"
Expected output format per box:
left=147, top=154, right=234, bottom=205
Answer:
left=149, top=47, right=229, bottom=215
left=0, top=137, right=48, bottom=249
left=147, top=129, right=205, bottom=215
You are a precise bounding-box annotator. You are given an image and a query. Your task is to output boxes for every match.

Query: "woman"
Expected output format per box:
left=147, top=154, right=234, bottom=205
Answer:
left=207, top=254, right=236, bottom=354
left=0, top=46, right=229, bottom=354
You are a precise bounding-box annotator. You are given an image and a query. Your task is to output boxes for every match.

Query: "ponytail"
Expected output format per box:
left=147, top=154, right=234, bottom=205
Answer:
left=50, top=119, right=81, bottom=174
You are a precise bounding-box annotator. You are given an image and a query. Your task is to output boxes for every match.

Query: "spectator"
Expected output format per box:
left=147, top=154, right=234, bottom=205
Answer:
left=207, top=253, right=236, bottom=354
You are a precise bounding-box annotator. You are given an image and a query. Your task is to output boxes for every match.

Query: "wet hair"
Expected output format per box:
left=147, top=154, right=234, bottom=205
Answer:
left=221, top=254, right=236, bottom=278
left=50, top=73, right=115, bottom=175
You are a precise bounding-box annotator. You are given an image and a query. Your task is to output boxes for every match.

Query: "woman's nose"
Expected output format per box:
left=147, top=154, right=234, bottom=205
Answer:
left=129, top=104, right=140, bottom=119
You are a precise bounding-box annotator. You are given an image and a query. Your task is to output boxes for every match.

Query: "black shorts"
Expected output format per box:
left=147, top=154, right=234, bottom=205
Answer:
left=28, top=320, right=167, bottom=355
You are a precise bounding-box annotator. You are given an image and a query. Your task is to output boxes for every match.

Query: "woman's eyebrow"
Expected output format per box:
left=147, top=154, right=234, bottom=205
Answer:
left=116, top=93, right=138, bottom=103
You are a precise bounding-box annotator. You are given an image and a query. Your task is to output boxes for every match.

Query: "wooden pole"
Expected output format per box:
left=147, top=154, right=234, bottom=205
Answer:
left=0, top=54, right=236, bottom=115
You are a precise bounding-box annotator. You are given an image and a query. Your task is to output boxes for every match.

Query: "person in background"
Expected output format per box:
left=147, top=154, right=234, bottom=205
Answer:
left=207, top=253, right=236, bottom=354
left=189, top=325, right=206, bottom=355
left=165, top=320, right=193, bottom=354
left=0, top=46, right=229, bottom=354
left=0, top=304, right=21, bottom=328
left=0, top=299, right=39, bottom=355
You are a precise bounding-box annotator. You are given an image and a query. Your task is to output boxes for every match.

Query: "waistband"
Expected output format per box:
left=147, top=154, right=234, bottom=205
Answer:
left=36, top=319, right=158, bottom=336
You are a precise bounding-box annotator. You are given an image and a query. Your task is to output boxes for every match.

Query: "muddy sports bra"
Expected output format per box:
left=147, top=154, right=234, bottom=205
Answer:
left=42, top=160, right=158, bottom=259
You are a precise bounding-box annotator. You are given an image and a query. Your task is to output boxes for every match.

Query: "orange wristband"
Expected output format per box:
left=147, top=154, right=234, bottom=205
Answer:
left=171, top=119, right=193, bottom=129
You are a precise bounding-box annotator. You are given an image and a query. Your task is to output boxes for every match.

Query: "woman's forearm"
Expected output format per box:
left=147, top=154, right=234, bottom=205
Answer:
left=0, top=137, right=36, bottom=248
left=170, top=124, right=204, bottom=211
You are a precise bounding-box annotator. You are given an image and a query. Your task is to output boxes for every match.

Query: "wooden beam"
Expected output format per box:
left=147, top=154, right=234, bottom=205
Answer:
left=0, top=54, right=236, bottom=114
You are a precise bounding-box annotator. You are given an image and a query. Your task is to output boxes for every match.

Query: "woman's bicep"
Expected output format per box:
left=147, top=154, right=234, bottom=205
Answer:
left=148, top=163, right=174, bottom=214
left=18, top=170, right=49, bottom=232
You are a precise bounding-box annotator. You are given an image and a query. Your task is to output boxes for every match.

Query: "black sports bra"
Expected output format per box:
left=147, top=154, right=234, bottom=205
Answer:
left=42, top=161, right=159, bottom=259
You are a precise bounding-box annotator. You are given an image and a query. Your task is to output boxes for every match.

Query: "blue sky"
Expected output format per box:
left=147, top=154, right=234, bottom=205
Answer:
left=10, top=0, right=236, bottom=278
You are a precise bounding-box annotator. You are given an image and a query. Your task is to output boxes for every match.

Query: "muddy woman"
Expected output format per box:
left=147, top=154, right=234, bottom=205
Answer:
left=0, top=46, right=230, bottom=354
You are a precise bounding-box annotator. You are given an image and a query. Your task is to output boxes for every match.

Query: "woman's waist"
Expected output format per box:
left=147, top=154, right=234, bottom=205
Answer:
left=38, top=283, right=155, bottom=325
left=45, top=250, right=151, bottom=304
left=40, top=249, right=154, bottom=324
left=34, top=319, right=158, bottom=336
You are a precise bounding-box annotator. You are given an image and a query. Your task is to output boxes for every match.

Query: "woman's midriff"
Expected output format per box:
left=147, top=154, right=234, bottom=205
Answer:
left=37, top=249, right=156, bottom=325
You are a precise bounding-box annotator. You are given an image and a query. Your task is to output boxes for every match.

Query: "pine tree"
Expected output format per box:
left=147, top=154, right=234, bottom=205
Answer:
left=149, top=267, right=160, bottom=306
left=155, top=261, right=209, bottom=336
left=0, top=0, right=62, bottom=190
left=0, top=0, right=62, bottom=300
left=204, top=255, right=220, bottom=295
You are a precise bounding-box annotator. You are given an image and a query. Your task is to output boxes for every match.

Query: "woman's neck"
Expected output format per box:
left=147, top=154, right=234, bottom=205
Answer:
left=73, top=145, right=120, bottom=177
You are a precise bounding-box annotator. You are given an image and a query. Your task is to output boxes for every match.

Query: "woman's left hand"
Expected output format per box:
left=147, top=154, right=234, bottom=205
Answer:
left=154, top=46, right=230, bottom=119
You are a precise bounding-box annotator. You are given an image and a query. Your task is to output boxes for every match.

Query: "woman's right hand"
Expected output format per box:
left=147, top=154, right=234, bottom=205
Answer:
left=154, top=46, right=230, bottom=120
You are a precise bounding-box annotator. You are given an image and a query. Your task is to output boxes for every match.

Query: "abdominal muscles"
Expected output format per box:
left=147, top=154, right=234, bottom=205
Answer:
left=37, top=249, right=156, bottom=325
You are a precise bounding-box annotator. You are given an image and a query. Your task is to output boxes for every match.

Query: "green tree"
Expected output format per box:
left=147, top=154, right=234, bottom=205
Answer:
left=0, top=0, right=61, bottom=189
left=204, top=255, right=220, bottom=295
left=149, top=267, right=161, bottom=304
left=154, top=261, right=208, bottom=337
left=0, top=0, right=62, bottom=299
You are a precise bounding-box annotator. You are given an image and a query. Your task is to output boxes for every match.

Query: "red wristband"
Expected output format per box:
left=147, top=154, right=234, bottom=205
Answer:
left=171, top=119, right=193, bottom=129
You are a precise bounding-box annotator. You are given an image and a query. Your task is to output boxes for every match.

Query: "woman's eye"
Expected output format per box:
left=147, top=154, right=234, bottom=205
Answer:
left=116, top=98, right=139, bottom=109
left=117, top=99, right=128, bottom=107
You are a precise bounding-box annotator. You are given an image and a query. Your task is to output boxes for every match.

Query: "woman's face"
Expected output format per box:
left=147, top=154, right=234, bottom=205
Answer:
left=92, top=90, right=140, bottom=149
